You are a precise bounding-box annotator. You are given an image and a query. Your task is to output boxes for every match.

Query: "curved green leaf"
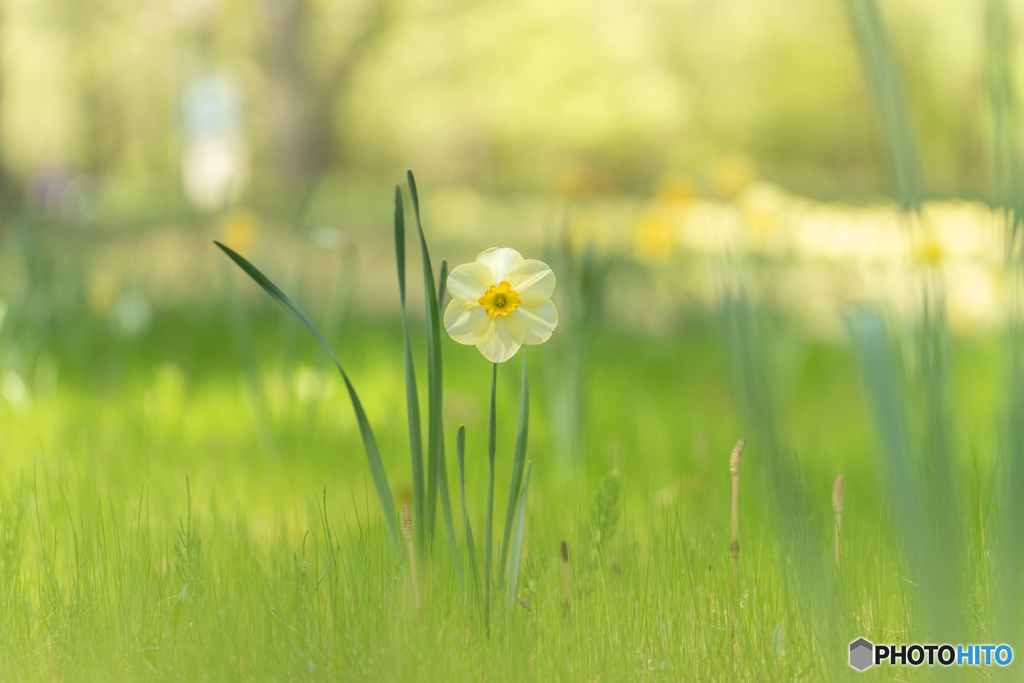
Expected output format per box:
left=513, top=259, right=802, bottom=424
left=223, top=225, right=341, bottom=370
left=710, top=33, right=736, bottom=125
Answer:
left=214, top=241, right=400, bottom=548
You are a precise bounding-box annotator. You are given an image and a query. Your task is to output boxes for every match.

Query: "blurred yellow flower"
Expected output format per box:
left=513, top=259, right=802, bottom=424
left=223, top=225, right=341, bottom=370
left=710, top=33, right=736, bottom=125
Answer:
left=634, top=211, right=675, bottom=258
left=912, top=233, right=944, bottom=267
left=444, top=248, right=558, bottom=363
left=712, top=156, right=756, bottom=200
left=555, top=164, right=614, bottom=201
left=656, top=176, right=697, bottom=207
left=739, top=182, right=787, bottom=238
left=218, top=210, right=261, bottom=254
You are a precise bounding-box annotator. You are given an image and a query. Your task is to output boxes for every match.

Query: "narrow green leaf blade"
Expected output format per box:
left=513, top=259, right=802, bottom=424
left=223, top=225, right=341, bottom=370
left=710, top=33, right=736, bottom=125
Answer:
left=408, top=170, right=443, bottom=546
left=506, top=462, right=532, bottom=614
left=395, top=186, right=407, bottom=305
left=840, top=0, right=924, bottom=211
left=457, top=425, right=481, bottom=603
left=216, top=241, right=332, bottom=355
left=438, top=260, right=449, bottom=304
left=499, top=351, right=530, bottom=581
left=395, top=187, right=426, bottom=555
left=438, top=439, right=464, bottom=591
left=435, top=255, right=463, bottom=588
left=215, top=241, right=400, bottom=548
left=408, top=171, right=462, bottom=582
left=436, top=440, right=464, bottom=589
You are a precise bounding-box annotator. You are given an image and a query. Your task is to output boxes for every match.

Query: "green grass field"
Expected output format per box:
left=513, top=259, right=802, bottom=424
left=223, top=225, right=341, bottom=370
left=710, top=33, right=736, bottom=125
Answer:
left=1, top=0, right=1022, bottom=678
left=0, top=290, right=1008, bottom=680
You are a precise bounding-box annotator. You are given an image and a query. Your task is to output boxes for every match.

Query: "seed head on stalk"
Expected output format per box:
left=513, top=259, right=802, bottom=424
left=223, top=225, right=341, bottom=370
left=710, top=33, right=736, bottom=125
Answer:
left=560, top=540, right=571, bottom=616
left=729, top=438, right=746, bottom=584
left=728, top=438, right=746, bottom=664
left=401, top=505, right=420, bottom=611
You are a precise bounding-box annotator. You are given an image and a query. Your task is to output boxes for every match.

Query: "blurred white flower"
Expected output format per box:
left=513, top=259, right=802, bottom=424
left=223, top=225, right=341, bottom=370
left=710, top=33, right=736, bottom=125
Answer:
left=109, top=291, right=153, bottom=338
left=308, top=227, right=347, bottom=250
left=2, top=371, right=29, bottom=411
left=181, top=72, right=247, bottom=211
left=444, top=247, right=558, bottom=363
left=294, top=366, right=322, bottom=403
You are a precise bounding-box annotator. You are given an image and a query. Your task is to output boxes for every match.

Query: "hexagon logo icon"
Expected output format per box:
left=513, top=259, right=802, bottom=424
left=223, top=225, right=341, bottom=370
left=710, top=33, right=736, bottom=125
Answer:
left=849, top=638, right=874, bottom=671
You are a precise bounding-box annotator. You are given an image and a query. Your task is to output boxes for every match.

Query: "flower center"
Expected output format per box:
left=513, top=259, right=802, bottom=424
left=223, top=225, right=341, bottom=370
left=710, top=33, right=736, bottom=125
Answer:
left=479, top=281, right=521, bottom=317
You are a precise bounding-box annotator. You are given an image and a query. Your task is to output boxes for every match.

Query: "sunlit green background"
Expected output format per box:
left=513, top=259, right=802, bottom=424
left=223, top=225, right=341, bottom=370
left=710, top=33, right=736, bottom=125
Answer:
left=0, top=0, right=1021, bottom=677
left=0, top=0, right=1006, bottom=201
left=0, top=0, right=1018, bottom=545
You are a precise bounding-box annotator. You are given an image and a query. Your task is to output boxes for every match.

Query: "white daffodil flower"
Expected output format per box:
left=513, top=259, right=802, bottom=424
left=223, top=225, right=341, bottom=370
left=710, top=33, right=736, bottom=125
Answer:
left=444, top=247, right=558, bottom=363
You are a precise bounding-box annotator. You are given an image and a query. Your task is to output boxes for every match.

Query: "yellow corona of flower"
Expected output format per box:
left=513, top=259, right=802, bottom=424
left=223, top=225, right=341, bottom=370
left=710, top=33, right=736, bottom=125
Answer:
left=444, top=248, right=558, bottom=363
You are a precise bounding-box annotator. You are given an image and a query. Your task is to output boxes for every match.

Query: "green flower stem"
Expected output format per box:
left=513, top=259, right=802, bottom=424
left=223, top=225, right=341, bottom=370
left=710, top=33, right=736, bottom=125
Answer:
left=485, top=362, right=497, bottom=630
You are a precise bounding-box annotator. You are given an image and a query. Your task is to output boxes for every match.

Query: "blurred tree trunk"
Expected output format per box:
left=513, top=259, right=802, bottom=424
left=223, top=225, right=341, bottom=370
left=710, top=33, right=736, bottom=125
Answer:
left=259, top=0, right=395, bottom=186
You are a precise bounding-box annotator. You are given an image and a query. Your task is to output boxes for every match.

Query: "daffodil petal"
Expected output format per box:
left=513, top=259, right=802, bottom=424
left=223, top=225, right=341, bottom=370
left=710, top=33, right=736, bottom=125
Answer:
left=475, top=248, right=524, bottom=285
left=446, top=262, right=494, bottom=304
left=512, top=300, right=558, bottom=345
left=473, top=313, right=525, bottom=363
left=444, top=299, right=487, bottom=344
left=506, top=259, right=555, bottom=306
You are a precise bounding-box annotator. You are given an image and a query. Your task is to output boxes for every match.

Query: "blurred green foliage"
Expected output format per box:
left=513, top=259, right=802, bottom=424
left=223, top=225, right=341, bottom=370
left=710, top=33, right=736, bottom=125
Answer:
left=0, top=0, right=1013, bottom=216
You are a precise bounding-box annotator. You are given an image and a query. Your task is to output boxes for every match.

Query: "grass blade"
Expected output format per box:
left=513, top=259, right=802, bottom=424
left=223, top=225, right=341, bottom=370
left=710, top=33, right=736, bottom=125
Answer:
left=988, top=0, right=1024, bottom=644
left=437, top=441, right=465, bottom=590
left=720, top=290, right=839, bottom=657
left=986, top=0, right=1024, bottom=247
left=847, top=307, right=956, bottom=637
left=395, top=186, right=426, bottom=556
left=457, top=425, right=481, bottom=604
left=506, top=462, right=532, bottom=614
left=841, top=0, right=924, bottom=211
left=214, top=241, right=400, bottom=548
left=435, top=258, right=464, bottom=589
left=499, top=351, right=529, bottom=583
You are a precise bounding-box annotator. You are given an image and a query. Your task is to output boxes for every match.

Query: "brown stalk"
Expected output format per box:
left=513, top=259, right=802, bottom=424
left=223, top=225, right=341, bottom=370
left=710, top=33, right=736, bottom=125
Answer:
left=401, top=505, right=420, bottom=611
left=560, top=540, right=571, bottom=615
left=729, top=438, right=746, bottom=584
left=728, top=438, right=746, bottom=665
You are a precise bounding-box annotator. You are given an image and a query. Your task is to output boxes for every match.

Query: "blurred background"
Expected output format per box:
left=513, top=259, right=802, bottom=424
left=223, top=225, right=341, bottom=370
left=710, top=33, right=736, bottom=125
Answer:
left=0, top=2, right=1022, bottom=671
left=0, top=0, right=1020, bottom=515
left=0, top=0, right=999, bottom=203
left=0, top=0, right=1016, bottom=330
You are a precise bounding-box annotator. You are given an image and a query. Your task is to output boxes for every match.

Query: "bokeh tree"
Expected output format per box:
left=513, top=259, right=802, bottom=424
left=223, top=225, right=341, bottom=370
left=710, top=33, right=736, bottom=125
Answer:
left=257, top=0, right=398, bottom=186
